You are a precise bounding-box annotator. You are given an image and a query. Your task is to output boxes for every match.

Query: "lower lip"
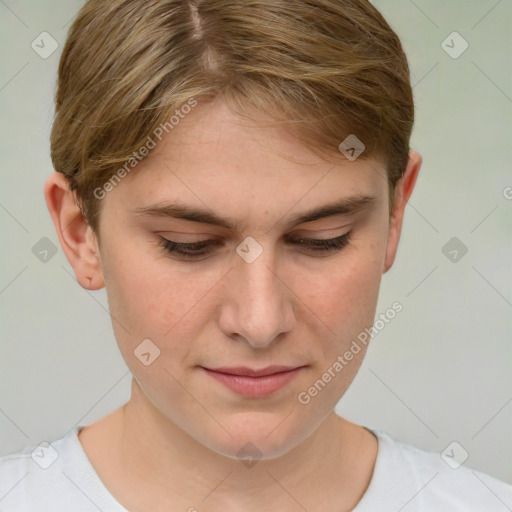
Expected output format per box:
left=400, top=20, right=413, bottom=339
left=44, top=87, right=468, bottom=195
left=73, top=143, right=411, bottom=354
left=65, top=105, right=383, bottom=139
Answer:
left=201, top=367, right=304, bottom=398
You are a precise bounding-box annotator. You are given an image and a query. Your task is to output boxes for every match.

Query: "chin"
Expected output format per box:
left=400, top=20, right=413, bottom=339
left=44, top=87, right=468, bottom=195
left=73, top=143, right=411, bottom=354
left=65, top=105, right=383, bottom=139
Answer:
left=198, top=410, right=313, bottom=462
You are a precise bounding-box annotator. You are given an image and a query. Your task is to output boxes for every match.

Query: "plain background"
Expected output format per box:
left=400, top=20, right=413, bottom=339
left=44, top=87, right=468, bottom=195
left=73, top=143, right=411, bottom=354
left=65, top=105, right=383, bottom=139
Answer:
left=0, top=0, right=511, bottom=484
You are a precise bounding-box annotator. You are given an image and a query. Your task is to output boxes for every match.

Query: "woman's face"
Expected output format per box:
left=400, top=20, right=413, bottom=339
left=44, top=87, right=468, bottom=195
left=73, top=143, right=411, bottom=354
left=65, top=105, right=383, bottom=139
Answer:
left=94, top=99, right=397, bottom=460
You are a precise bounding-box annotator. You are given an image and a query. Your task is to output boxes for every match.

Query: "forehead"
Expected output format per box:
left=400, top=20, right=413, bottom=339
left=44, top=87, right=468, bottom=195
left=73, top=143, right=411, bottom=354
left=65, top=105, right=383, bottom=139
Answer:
left=150, top=99, right=382, bottom=173
left=103, top=99, right=388, bottom=228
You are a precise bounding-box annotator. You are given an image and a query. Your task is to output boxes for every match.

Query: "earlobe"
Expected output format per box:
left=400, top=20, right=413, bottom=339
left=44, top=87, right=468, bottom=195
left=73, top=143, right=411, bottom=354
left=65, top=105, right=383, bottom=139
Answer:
left=382, top=150, right=422, bottom=274
left=44, top=172, right=105, bottom=290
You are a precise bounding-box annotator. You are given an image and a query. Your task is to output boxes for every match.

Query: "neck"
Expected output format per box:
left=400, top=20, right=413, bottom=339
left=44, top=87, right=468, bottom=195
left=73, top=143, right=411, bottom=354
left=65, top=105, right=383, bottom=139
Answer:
left=80, top=378, right=377, bottom=512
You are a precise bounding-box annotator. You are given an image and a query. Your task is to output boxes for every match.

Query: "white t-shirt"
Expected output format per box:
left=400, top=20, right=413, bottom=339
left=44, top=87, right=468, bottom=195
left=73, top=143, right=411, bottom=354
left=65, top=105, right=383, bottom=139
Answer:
left=1, top=426, right=511, bottom=511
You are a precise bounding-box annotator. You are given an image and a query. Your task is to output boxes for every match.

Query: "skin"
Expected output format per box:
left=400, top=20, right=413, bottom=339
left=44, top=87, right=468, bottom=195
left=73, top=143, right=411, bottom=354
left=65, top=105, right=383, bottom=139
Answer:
left=45, top=98, right=421, bottom=512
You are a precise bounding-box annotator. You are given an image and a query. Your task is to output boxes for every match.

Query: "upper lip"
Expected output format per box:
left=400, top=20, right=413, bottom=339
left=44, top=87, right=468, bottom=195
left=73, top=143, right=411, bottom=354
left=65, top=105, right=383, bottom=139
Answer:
left=203, top=365, right=304, bottom=377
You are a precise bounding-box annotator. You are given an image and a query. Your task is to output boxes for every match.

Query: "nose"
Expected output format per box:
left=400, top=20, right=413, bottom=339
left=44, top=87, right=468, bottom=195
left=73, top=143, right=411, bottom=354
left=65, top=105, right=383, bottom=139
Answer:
left=218, top=243, right=296, bottom=348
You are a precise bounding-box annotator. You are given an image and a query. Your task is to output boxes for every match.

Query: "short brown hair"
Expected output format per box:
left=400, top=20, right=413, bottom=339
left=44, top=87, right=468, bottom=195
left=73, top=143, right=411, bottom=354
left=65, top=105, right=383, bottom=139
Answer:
left=50, top=0, right=415, bottom=234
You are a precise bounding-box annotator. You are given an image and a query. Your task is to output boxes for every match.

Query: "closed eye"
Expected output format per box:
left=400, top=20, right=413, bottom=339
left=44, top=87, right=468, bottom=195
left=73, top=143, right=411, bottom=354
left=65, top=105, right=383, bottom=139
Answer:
left=286, top=232, right=352, bottom=254
left=159, top=232, right=352, bottom=261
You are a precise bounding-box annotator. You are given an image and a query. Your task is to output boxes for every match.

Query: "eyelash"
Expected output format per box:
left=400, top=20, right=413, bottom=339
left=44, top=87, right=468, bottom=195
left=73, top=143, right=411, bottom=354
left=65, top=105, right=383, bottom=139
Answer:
left=159, top=232, right=352, bottom=260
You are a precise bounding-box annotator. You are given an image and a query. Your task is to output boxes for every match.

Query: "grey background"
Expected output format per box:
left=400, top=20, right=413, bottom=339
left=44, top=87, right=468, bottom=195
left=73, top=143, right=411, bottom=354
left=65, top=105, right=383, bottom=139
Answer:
left=1, top=0, right=511, bottom=484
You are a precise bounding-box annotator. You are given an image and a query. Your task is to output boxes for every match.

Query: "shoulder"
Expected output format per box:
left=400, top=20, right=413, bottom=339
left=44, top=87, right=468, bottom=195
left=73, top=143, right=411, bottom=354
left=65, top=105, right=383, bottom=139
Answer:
left=358, top=428, right=512, bottom=511
left=0, top=432, right=72, bottom=512
left=0, top=428, right=127, bottom=512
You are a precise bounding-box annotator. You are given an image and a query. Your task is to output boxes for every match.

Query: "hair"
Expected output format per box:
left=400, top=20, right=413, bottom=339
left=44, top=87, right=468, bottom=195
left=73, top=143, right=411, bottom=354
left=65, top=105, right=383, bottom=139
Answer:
left=50, top=0, right=415, bottom=235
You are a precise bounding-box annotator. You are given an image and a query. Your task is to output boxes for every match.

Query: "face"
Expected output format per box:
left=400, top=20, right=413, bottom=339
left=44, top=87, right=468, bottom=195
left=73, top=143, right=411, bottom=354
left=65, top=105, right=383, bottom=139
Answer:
left=92, top=99, right=396, bottom=460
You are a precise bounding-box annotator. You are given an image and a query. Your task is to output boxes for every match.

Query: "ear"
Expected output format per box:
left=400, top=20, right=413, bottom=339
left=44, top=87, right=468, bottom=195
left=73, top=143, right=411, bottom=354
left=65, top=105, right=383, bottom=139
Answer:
left=383, top=150, right=422, bottom=274
left=44, top=172, right=105, bottom=290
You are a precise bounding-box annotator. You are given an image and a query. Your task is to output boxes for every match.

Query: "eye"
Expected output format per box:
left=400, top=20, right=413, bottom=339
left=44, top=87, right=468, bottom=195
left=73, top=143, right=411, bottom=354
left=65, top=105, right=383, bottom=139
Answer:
left=286, top=231, right=352, bottom=255
left=159, top=237, right=219, bottom=260
left=159, top=232, right=352, bottom=261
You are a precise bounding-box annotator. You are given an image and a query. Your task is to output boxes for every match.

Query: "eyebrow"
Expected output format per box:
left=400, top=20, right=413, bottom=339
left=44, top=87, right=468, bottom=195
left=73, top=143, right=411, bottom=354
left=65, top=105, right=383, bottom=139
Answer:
left=131, top=194, right=376, bottom=232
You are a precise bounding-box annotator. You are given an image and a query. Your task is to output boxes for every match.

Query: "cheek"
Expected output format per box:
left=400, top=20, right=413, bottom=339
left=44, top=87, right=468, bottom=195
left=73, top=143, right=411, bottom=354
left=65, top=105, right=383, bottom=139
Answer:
left=291, top=244, right=385, bottom=409
left=99, top=239, right=218, bottom=344
left=296, top=240, right=385, bottom=342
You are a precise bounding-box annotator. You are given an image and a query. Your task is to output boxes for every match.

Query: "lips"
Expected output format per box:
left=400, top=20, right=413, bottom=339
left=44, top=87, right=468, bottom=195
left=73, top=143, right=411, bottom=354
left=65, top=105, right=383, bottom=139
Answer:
left=200, top=365, right=306, bottom=398
left=205, top=365, right=300, bottom=377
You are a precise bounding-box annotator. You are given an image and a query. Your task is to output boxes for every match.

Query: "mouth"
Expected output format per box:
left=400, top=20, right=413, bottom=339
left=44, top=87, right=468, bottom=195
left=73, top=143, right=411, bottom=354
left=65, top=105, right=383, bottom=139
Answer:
left=200, top=365, right=306, bottom=398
